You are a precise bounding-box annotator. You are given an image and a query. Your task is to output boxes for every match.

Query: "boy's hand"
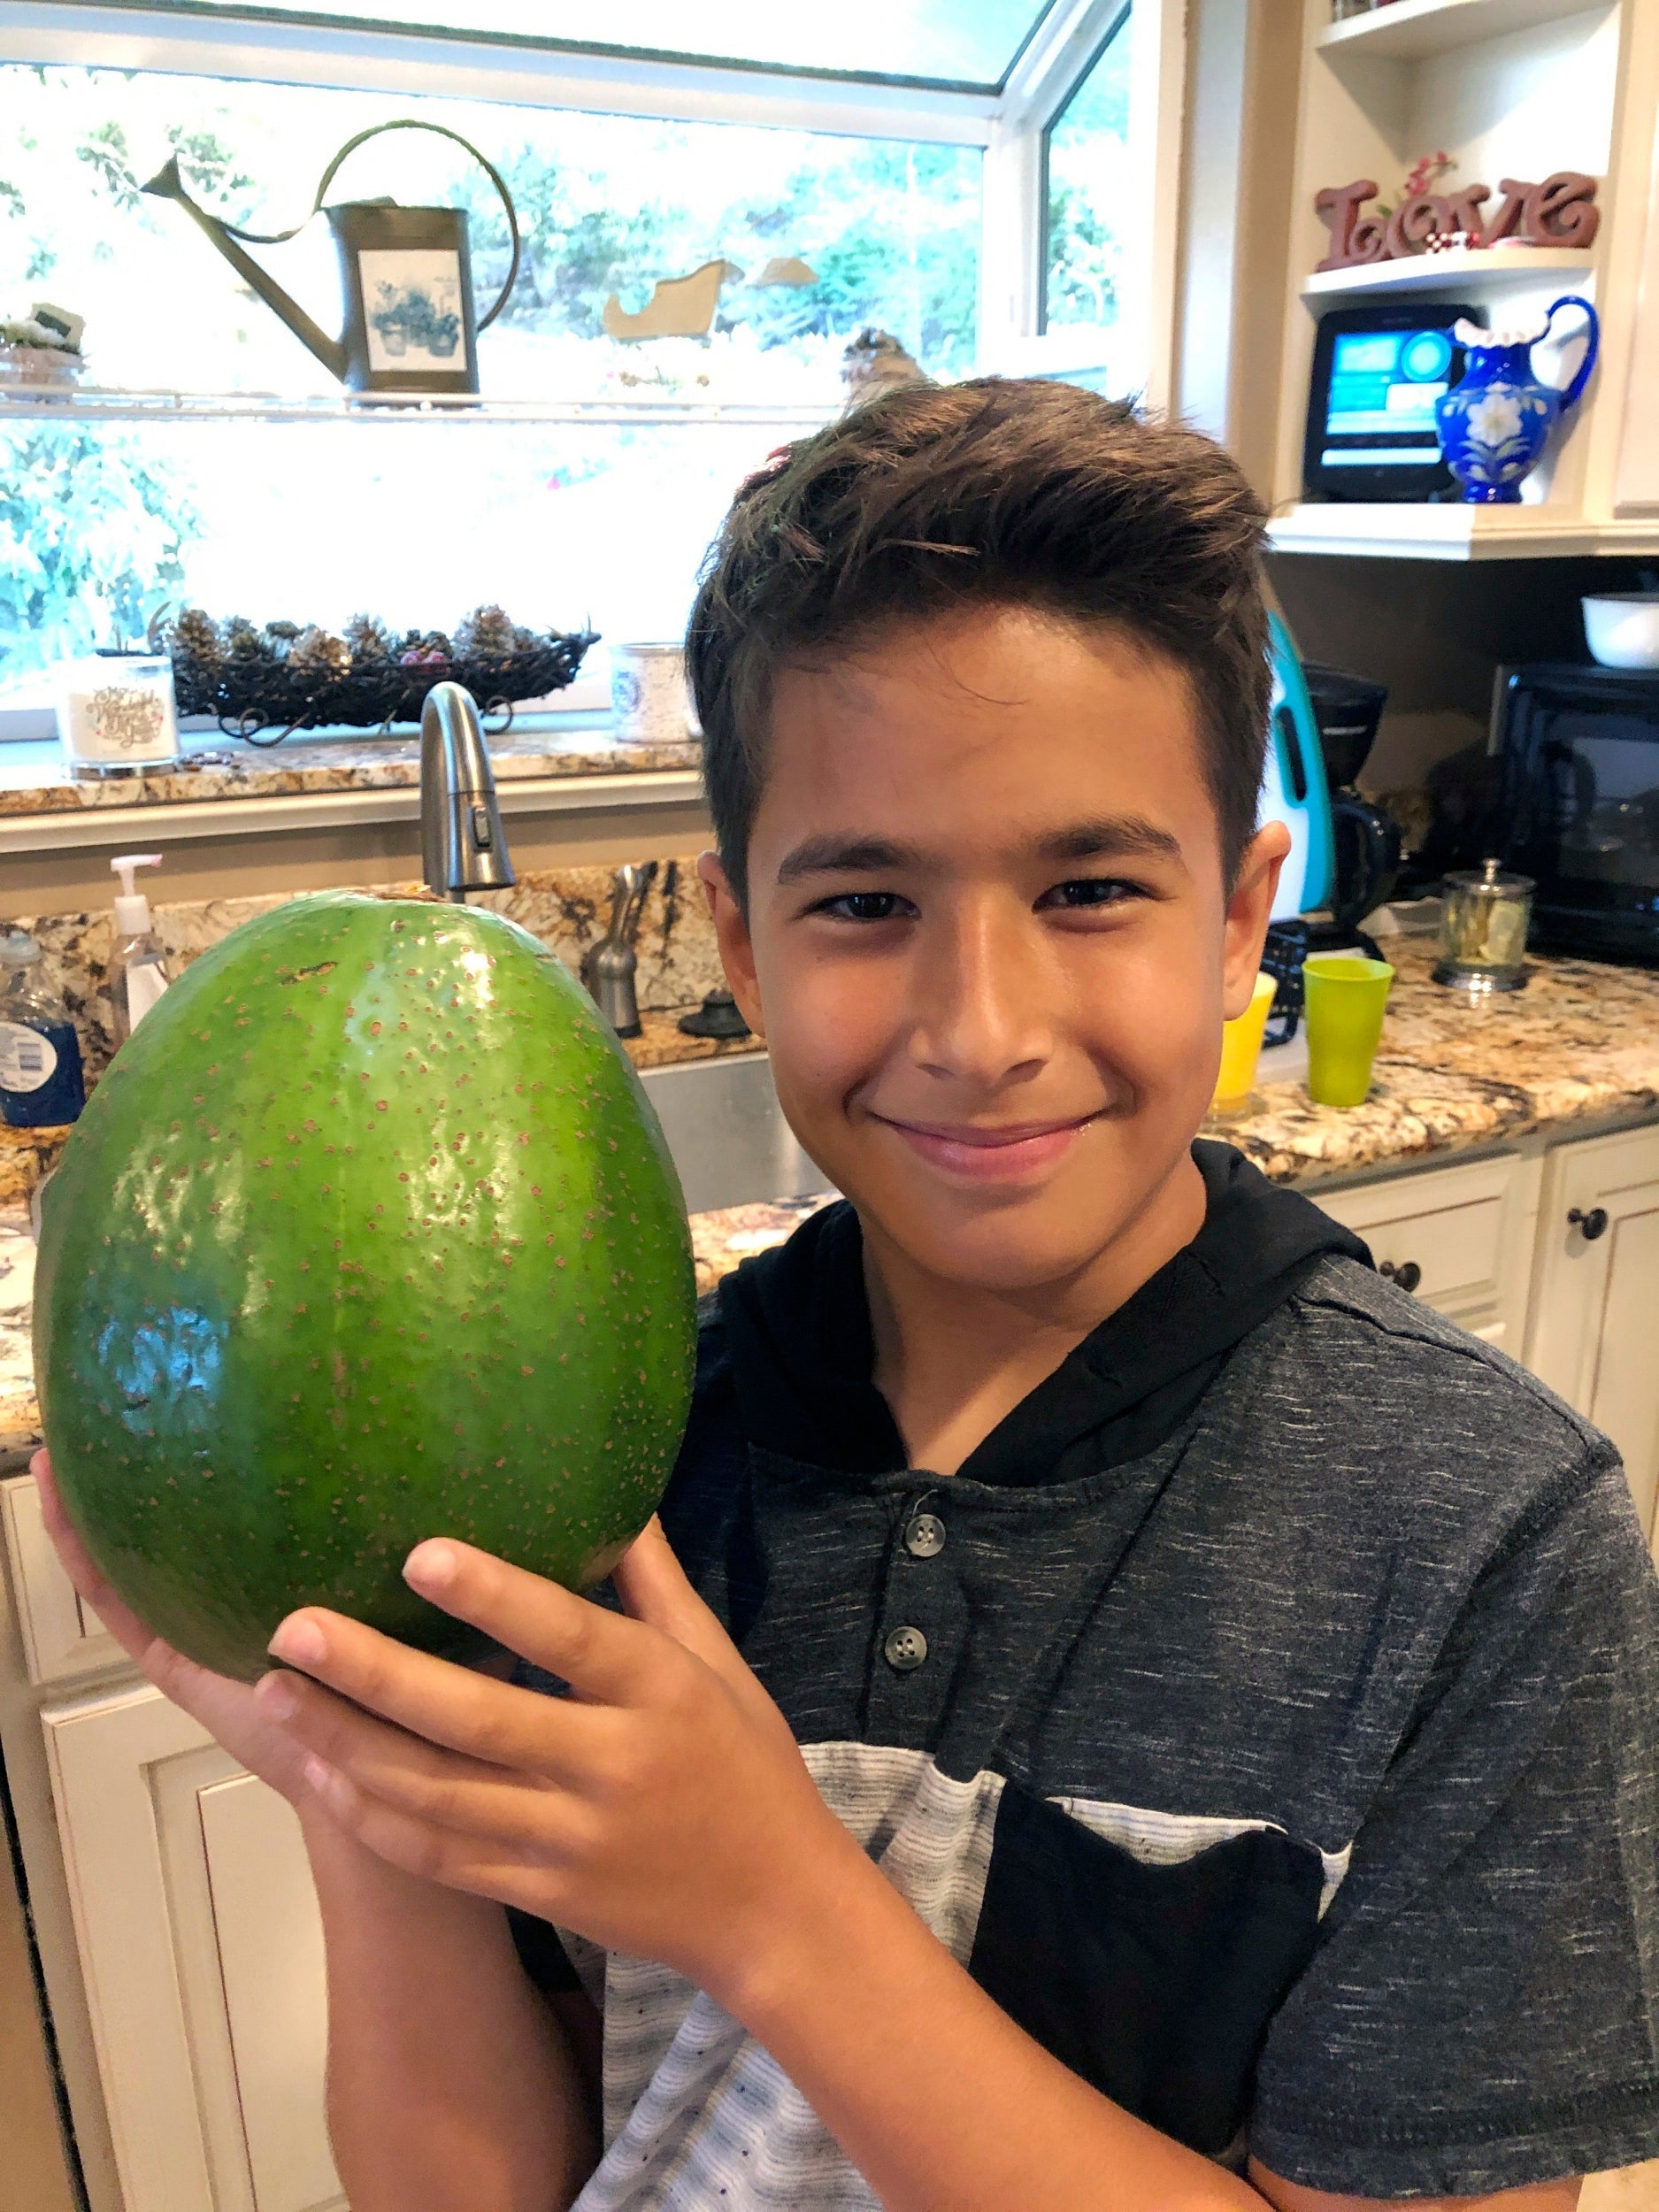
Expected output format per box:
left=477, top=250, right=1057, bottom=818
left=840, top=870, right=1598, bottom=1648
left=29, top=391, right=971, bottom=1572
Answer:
left=251, top=1520, right=858, bottom=2003
left=30, top=1448, right=319, bottom=1809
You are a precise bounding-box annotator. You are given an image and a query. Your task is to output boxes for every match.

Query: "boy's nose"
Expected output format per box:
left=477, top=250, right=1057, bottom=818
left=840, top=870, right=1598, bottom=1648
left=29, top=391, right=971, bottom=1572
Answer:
left=905, top=899, right=1056, bottom=1090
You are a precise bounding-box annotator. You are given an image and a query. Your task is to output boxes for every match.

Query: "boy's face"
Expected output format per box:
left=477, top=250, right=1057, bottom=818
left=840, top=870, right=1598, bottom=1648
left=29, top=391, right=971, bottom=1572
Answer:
left=701, top=606, right=1287, bottom=1297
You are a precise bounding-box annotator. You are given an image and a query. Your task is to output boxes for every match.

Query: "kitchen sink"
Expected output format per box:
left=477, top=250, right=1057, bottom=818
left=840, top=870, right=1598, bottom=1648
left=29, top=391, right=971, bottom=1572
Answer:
left=639, top=1050, right=836, bottom=1216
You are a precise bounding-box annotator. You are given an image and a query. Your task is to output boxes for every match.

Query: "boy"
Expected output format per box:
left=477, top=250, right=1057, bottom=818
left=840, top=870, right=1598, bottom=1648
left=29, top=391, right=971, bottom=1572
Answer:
left=39, top=380, right=1659, bottom=2211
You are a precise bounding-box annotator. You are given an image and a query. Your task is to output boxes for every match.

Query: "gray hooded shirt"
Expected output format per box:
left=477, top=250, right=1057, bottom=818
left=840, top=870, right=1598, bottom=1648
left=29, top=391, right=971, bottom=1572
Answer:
left=511, top=1142, right=1659, bottom=2205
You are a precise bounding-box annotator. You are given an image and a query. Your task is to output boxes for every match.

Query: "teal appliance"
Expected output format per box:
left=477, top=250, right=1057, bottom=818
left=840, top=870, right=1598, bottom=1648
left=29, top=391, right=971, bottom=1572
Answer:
left=1263, top=611, right=1335, bottom=922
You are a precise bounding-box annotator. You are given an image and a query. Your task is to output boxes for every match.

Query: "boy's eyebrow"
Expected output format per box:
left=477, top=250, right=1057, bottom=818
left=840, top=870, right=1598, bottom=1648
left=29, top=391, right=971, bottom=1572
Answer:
left=775, top=834, right=915, bottom=884
left=775, top=816, right=1184, bottom=885
left=1035, top=816, right=1186, bottom=866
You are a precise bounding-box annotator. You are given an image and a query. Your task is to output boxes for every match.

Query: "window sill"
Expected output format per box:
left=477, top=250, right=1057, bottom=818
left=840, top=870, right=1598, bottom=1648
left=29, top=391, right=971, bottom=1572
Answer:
left=0, top=714, right=704, bottom=856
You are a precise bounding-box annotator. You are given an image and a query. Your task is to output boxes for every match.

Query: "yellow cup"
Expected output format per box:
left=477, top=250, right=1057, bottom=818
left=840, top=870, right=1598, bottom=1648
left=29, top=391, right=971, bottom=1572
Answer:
left=1211, top=972, right=1278, bottom=1118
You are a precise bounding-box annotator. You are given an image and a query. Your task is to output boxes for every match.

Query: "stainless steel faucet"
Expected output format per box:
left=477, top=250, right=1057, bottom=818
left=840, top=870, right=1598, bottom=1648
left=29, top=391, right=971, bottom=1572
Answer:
left=420, top=681, right=514, bottom=902
left=582, top=861, right=656, bottom=1037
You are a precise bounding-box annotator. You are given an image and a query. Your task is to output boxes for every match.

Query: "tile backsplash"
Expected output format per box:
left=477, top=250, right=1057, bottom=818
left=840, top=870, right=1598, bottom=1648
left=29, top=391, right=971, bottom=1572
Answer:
left=15, top=857, right=726, bottom=1086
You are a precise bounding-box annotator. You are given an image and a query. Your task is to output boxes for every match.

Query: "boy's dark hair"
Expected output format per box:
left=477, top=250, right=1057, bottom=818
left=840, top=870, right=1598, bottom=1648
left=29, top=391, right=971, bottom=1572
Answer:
left=686, top=377, right=1271, bottom=903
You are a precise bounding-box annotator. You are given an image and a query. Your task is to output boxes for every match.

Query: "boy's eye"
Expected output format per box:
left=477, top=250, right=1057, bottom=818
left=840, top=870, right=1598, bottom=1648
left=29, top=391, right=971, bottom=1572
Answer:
left=1036, top=877, right=1141, bottom=910
left=814, top=891, right=910, bottom=922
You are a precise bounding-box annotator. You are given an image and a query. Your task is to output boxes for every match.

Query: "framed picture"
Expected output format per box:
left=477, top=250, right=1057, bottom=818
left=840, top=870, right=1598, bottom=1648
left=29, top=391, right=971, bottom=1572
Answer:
left=357, top=249, right=466, bottom=374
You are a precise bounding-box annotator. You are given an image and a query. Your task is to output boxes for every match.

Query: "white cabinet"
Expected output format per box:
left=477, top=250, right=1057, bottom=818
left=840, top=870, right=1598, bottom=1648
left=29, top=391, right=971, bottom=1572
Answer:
left=1310, top=1149, right=1540, bottom=1349
left=42, top=1679, right=342, bottom=2212
left=1525, top=1124, right=1659, bottom=1556
left=1, top=1472, right=120, bottom=1684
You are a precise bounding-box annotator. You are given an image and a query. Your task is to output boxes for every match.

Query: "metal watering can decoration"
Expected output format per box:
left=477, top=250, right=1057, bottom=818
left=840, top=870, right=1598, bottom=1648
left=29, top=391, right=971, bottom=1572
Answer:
left=142, top=119, right=521, bottom=397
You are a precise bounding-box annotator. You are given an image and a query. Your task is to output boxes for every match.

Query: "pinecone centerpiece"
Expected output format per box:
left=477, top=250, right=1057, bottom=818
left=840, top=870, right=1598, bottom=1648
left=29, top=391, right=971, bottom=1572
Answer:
left=165, top=604, right=595, bottom=741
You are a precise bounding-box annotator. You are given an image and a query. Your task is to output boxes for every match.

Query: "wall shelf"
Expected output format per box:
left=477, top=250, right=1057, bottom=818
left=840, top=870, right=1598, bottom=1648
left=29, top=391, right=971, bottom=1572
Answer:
left=1318, top=0, right=1616, bottom=65
left=1267, top=500, right=1659, bottom=560
left=0, top=386, right=833, bottom=429
left=1302, top=246, right=1596, bottom=300
left=1268, top=0, right=1649, bottom=560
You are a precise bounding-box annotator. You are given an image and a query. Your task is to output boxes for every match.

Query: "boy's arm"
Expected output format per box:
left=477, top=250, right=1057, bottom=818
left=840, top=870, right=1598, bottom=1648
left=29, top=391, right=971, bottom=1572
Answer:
left=258, top=1527, right=1583, bottom=2212
left=302, top=1809, right=598, bottom=2212
left=720, top=1817, right=1578, bottom=2212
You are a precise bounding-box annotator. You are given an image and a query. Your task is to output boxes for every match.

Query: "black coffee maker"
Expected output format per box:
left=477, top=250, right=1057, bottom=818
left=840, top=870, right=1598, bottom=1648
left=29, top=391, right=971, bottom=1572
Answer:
left=1302, top=664, right=1402, bottom=957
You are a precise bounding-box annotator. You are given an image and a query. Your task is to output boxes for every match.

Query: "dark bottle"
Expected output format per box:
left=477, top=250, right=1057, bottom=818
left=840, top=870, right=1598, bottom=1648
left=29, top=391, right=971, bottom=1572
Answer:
left=0, top=931, right=86, bottom=1127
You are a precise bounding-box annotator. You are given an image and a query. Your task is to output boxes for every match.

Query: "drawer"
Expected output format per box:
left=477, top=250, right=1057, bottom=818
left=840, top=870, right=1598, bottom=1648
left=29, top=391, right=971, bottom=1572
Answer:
left=1310, top=1155, right=1524, bottom=1322
left=1, top=1475, right=121, bottom=1686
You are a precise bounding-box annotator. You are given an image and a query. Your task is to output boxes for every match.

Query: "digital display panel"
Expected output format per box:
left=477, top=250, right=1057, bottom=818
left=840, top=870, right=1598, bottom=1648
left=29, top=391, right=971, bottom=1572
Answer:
left=1320, top=326, right=1453, bottom=467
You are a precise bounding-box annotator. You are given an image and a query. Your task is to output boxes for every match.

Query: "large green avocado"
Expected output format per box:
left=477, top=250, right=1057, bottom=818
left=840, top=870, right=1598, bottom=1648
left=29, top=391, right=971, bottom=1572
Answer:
left=35, top=893, right=696, bottom=1681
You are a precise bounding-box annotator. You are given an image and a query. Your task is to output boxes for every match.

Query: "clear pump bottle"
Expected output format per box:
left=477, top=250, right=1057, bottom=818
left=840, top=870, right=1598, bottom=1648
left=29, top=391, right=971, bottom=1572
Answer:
left=0, top=932, right=86, bottom=1126
left=110, top=852, right=171, bottom=1048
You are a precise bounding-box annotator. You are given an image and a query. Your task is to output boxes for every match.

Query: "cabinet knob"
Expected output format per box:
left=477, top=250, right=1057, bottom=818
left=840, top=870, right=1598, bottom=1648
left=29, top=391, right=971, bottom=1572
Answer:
left=1569, top=1206, right=1609, bottom=1241
left=1380, top=1259, right=1422, bottom=1294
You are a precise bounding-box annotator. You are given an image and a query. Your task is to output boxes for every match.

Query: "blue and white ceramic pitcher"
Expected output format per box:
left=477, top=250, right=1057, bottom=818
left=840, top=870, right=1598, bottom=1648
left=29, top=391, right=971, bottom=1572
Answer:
left=1435, top=295, right=1600, bottom=503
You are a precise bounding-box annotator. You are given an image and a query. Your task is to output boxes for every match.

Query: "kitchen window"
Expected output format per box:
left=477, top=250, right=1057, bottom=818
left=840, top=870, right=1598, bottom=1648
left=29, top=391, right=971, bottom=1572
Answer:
left=0, top=0, right=1178, bottom=718
left=1042, top=6, right=1133, bottom=341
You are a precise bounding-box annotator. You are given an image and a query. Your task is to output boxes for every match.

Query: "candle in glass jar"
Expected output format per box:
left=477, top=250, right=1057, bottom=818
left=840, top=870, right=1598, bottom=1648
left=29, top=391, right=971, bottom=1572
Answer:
left=57, top=657, right=180, bottom=773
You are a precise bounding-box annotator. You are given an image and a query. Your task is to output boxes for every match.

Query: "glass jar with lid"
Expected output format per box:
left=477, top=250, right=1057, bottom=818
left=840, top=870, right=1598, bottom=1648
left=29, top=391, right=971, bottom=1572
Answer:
left=1432, top=858, right=1533, bottom=993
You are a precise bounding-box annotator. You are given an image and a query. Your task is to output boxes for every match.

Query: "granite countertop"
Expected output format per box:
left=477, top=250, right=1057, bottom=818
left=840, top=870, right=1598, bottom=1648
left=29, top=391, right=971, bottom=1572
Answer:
left=626, top=1011, right=761, bottom=1073
left=1204, top=940, right=1659, bottom=1183
left=0, top=719, right=701, bottom=819
left=4, top=941, right=1657, bottom=1464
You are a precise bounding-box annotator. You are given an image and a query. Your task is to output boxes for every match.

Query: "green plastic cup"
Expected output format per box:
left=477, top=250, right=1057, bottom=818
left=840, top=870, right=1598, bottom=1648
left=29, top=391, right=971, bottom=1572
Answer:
left=1303, top=954, right=1394, bottom=1109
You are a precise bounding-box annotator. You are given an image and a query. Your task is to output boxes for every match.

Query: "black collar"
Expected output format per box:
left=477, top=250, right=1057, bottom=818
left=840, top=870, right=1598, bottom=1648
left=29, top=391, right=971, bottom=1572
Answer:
left=717, top=1141, right=1371, bottom=1488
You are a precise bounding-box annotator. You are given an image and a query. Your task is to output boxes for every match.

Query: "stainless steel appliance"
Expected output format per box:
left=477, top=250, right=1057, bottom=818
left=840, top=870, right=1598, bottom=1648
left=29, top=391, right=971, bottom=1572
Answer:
left=1498, top=664, right=1659, bottom=964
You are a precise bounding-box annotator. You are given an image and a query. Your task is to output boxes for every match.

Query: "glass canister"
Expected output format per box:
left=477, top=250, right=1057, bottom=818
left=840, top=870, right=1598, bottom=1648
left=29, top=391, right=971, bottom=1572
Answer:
left=57, top=653, right=181, bottom=775
left=1432, top=857, right=1533, bottom=993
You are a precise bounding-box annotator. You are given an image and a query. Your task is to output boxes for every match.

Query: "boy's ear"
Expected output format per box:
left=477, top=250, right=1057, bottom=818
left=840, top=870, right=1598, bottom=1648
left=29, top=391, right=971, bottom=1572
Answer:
left=1222, top=823, right=1290, bottom=1022
left=695, top=850, right=766, bottom=1041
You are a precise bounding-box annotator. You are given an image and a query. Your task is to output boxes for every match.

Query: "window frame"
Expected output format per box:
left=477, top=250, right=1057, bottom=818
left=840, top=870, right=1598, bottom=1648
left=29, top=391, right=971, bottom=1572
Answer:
left=0, top=0, right=1187, bottom=736
left=979, top=0, right=1185, bottom=403
left=0, top=0, right=1185, bottom=389
left=1035, top=0, right=1133, bottom=337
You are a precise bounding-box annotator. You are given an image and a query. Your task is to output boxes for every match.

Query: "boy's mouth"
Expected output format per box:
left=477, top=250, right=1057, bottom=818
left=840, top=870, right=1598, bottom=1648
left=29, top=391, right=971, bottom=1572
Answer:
left=870, top=1110, right=1103, bottom=1181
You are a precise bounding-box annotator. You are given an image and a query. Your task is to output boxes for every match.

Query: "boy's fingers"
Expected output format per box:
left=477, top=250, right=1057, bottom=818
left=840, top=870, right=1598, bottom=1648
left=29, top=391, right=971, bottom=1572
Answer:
left=399, top=1537, right=650, bottom=1702
left=256, top=1668, right=578, bottom=1847
left=266, top=1599, right=621, bottom=1775
left=305, top=1761, right=549, bottom=1912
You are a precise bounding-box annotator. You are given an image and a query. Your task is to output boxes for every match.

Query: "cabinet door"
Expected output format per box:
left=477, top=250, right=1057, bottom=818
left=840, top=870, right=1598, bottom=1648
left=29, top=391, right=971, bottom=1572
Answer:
left=1526, top=1125, right=1659, bottom=1554
left=42, top=1681, right=344, bottom=2212
left=1616, top=52, right=1659, bottom=518
left=2, top=1472, right=122, bottom=1684
left=1310, top=1152, right=1539, bottom=1348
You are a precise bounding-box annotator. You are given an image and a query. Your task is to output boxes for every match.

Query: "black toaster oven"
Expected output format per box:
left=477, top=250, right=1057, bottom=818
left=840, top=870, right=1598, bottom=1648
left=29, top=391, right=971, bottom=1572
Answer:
left=1499, top=663, right=1659, bottom=963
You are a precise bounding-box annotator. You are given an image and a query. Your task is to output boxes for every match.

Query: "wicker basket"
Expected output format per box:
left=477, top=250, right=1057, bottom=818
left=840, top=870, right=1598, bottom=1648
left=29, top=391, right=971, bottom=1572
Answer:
left=170, top=629, right=597, bottom=744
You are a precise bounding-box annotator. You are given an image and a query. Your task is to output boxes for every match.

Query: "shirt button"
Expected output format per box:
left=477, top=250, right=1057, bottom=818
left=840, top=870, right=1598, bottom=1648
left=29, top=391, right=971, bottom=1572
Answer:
left=904, top=1512, right=946, bottom=1560
left=884, top=1625, right=928, bottom=1672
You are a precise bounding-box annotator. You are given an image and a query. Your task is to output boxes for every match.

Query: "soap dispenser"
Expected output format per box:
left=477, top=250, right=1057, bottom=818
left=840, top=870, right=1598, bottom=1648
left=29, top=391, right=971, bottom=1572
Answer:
left=110, top=852, right=171, bottom=1046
